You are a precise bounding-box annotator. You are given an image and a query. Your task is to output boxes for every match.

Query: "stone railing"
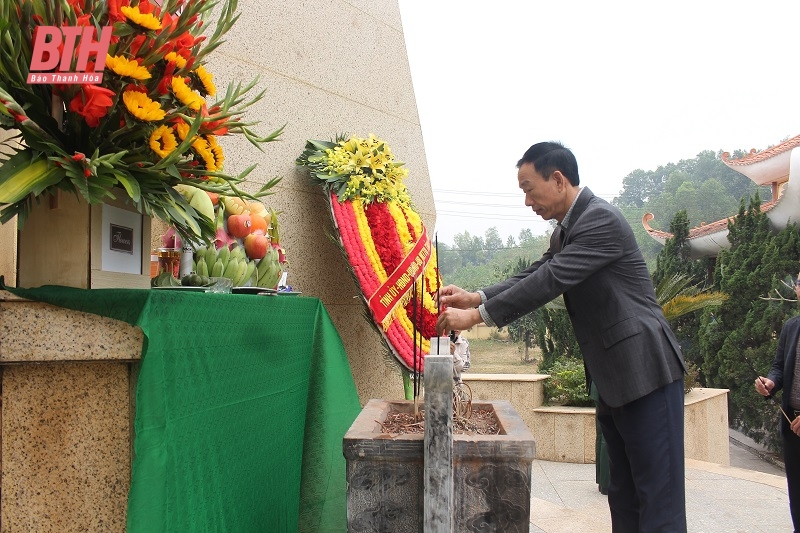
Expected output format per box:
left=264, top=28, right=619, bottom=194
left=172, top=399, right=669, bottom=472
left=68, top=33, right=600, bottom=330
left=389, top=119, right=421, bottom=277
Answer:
left=463, top=373, right=730, bottom=465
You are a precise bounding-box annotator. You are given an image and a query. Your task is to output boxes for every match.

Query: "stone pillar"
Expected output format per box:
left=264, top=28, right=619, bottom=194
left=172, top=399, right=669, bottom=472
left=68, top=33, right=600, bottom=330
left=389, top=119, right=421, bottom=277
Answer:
left=424, top=337, right=453, bottom=532
left=0, top=291, right=142, bottom=531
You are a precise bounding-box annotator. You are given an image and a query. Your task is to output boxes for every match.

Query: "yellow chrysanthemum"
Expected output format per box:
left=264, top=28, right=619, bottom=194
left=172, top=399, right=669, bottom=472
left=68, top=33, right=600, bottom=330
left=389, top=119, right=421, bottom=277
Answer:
left=171, top=76, right=204, bottom=111
left=149, top=125, right=178, bottom=159
left=122, top=90, right=166, bottom=121
left=106, top=55, right=151, bottom=80
left=120, top=5, right=162, bottom=31
left=192, top=65, right=216, bottom=97
left=164, top=52, right=188, bottom=69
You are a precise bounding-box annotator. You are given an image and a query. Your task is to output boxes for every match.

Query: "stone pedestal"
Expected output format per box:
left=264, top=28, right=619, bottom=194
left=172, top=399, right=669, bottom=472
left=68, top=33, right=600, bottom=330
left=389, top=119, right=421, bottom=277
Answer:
left=0, top=291, right=141, bottom=531
left=343, top=399, right=536, bottom=532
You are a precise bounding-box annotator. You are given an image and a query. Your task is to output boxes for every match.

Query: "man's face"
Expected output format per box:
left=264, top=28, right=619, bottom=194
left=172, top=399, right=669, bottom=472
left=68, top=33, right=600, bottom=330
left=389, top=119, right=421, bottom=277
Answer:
left=517, top=162, right=567, bottom=222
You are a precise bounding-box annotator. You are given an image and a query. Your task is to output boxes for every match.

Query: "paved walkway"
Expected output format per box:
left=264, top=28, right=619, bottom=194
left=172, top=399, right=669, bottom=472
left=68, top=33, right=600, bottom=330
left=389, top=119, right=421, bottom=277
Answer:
left=529, top=430, right=793, bottom=532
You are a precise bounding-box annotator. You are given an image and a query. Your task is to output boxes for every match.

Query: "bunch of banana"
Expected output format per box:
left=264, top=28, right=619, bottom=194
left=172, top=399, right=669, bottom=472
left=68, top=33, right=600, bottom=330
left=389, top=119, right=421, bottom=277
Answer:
left=255, top=246, right=282, bottom=288
left=194, top=244, right=258, bottom=287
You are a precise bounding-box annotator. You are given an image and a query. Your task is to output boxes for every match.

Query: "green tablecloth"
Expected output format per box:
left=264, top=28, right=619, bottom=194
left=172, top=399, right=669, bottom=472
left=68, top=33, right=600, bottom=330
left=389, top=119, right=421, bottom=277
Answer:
left=9, top=286, right=362, bottom=532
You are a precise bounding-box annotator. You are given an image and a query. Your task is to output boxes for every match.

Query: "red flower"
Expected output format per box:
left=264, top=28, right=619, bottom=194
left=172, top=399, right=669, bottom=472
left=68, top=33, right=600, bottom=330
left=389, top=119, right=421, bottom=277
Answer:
left=68, top=85, right=115, bottom=127
left=364, top=202, right=403, bottom=273
left=157, top=61, right=176, bottom=95
left=107, top=0, right=129, bottom=23
left=130, top=35, right=147, bottom=57
left=137, top=0, right=157, bottom=15
left=174, top=31, right=195, bottom=50
left=66, top=0, right=84, bottom=15
left=10, top=110, right=28, bottom=122
left=200, top=105, right=229, bottom=136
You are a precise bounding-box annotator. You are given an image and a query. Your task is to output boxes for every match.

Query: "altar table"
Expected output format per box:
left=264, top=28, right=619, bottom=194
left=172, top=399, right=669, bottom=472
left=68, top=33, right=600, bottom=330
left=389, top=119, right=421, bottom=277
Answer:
left=8, top=285, right=362, bottom=532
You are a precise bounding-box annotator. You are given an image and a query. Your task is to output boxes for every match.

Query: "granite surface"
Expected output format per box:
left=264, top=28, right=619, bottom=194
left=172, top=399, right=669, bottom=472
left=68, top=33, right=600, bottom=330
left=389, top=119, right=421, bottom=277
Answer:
left=1, top=362, right=132, bottom=532
left=0, top=291, right=143, bottom=363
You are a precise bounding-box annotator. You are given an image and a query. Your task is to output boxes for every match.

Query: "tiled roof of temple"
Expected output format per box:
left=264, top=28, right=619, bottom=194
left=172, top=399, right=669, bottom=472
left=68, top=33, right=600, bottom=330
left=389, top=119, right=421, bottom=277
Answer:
left=721, top=134, right=800, bottom=167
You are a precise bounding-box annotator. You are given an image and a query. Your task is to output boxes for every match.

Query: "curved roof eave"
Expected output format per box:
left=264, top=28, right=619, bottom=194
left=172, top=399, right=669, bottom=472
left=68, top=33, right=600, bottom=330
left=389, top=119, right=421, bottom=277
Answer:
left=721, top=134, right=800, bottom=186
left=642, top=146, right=800, bottom=258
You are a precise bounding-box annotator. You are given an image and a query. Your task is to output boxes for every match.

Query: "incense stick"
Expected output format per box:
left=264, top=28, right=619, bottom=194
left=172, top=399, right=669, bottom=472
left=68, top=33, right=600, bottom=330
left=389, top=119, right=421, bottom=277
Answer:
left=435, top=232, right=441, bottom=356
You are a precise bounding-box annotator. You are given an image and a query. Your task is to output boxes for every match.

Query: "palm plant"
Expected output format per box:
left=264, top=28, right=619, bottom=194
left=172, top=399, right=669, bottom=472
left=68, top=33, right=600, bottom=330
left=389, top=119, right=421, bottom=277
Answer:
left=657, top=273, right=729, bottom=321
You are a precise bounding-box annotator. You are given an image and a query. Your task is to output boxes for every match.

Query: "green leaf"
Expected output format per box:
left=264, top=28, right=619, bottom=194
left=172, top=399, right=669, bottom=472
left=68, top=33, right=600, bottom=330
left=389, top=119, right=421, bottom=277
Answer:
left=114, top=172, right=141, bottom=203
left=0, top=150, right=64, bottom=204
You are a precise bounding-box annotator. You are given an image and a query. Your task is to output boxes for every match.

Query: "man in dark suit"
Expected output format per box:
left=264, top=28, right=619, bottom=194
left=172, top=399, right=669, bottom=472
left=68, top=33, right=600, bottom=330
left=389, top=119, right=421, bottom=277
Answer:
left=437, top=141, right=687, bottom=532
left=755, top=277, right=800, bottom=531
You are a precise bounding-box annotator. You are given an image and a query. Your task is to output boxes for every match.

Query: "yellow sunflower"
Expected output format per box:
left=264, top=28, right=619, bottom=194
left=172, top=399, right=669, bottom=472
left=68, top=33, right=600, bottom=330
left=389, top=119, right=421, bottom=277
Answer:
left=174, top=121, right=193, bottom=142
left=106, top=55, right=151, bottom=80
left=120, top=5, right=162, bottom=31
left=149, top=125, right=178, bottom=159
left=164, top=52, right=188, bottom=70
left=122, top=90, right=166, bottom=121
left=192, top=138, right=217, bottom=171
left=206, top=135, right=224, bottom=169
left=171, top=76, right=204, bottom=111
left=191, top=65, right=216, bottom=97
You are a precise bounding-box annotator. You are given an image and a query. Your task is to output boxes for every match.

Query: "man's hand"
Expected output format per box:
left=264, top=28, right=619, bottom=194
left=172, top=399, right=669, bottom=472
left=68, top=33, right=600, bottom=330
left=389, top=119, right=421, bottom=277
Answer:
left=754, top=376, right=774, bottom=397
left=437, top=284, right=481, bottom=310
left=437, top=307, right=481, bottom=335
left=791, top=415, right=800, bottom=437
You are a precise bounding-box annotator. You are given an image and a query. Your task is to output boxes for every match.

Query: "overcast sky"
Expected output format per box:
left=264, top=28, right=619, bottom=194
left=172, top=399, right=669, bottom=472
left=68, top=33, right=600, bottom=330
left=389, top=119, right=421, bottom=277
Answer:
left=398, top=1, right=800, bottom=245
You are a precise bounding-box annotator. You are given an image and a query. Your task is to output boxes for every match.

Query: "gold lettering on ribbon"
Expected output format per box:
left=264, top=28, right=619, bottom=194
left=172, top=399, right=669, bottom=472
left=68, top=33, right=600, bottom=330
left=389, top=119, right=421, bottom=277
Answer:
left=368, top=228, right=431, bottom=324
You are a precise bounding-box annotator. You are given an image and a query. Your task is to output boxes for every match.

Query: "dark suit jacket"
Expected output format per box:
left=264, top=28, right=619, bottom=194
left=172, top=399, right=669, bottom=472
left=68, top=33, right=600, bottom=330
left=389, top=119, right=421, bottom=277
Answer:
left=482, top=188, right=685, bottom=407
left=768, top=314, right=800, bottom=436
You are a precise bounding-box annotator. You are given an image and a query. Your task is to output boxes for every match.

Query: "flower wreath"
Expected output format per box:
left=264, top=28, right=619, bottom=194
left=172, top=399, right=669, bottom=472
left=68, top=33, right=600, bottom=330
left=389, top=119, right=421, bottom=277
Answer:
left=297, top=134, right=439, bottom=372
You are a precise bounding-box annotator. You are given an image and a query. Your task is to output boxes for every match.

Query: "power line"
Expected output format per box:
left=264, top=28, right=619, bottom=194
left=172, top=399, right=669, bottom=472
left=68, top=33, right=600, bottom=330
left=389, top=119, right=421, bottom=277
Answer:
left=433, top=188, right=618, bottom=201
left=436, top=200, right=530, bottom=209
left=438, top=245, right=546, bottom=252
left=436, top=210, right=548, bottom=222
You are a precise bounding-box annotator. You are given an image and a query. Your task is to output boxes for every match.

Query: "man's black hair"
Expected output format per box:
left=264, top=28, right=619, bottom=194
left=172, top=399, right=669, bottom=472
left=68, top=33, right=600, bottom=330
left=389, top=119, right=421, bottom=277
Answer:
left=517, top=141, right=580, bottom=186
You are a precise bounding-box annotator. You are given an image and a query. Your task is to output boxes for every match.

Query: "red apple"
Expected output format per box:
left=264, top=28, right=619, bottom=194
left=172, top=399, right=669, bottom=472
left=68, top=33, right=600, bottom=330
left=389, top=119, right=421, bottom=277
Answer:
left=227, top=214, right=252, bottom=239
left=244, top=233, right=268, bottom=260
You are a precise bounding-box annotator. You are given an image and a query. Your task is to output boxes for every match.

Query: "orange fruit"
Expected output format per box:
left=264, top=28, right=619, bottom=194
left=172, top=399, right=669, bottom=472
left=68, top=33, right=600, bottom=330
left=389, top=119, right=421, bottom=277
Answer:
left=249, top=213, right=268, bottom=235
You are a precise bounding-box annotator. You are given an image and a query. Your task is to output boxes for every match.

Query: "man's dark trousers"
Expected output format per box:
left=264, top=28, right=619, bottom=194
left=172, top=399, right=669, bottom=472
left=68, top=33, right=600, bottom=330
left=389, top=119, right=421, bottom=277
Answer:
left=597, top=378, right=686, bottom=532
left=785, top=426, right=800, bottom=531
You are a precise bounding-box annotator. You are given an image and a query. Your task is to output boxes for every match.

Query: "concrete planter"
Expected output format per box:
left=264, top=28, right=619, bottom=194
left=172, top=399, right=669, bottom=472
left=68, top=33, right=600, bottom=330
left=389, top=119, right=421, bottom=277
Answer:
left=343, top=398, right=536, bottom=532
left=530, top=387, right=730, bottom=464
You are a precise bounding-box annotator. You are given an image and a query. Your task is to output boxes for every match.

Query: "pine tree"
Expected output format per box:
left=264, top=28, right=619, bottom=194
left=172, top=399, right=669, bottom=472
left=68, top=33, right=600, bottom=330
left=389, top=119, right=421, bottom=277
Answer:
left=699, top=193, right=800, bottom=450
left=652, top=210, right=715, bottom=380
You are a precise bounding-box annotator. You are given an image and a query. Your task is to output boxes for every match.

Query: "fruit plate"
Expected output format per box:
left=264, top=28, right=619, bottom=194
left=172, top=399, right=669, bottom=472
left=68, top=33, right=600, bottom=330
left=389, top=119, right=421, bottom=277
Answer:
left=256, top=289, right=302, bottom=296
left=232, top=287, right=273, bottom=295
left=152, top=286, right=208, bottom=292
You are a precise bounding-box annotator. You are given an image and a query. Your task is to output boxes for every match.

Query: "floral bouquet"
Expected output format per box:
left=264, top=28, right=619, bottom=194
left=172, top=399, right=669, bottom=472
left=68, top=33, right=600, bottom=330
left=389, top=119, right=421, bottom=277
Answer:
left=0, top=0, right=283, bottom=245
left=297, top=134, right=440, bottom=373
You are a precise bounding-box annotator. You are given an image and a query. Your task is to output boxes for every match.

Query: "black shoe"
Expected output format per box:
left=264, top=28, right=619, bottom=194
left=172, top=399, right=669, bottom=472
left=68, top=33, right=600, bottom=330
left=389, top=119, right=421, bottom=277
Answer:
left=599, top=485, right=608, bottom=495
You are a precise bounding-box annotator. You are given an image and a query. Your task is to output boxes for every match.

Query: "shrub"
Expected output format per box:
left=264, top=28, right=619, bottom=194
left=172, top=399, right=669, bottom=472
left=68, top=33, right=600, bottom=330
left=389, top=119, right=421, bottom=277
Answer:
left=543, top=358, right=593, bottom=407
left=684, top=361, right=701, bottom=393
